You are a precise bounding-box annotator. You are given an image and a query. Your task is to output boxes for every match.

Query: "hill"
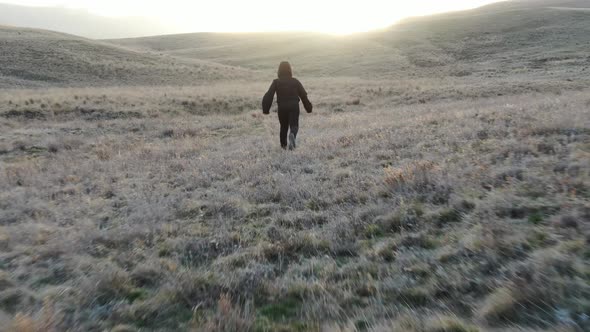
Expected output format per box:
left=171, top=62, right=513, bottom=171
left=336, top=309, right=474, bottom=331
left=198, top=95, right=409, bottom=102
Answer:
left=0, top=3, right=176, bottom=39
left=0, top=26, right=255, bottom=88
left=110, top=0, right=590, bottom=81
left=2, top=0, right=588, bottom=89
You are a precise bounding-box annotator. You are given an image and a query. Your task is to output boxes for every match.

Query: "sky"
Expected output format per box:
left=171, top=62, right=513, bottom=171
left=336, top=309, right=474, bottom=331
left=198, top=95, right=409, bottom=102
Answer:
left=2, top=0, right=505, bottom=34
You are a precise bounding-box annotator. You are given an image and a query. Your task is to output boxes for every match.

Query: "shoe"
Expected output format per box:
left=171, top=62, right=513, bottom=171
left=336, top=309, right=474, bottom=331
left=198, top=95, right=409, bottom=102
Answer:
left=288, top=133, right=296, bottom=150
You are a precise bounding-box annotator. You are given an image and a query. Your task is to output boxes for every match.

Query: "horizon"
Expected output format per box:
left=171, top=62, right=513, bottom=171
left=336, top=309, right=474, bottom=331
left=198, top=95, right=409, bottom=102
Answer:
left=1, top=0, right=506, bottom=35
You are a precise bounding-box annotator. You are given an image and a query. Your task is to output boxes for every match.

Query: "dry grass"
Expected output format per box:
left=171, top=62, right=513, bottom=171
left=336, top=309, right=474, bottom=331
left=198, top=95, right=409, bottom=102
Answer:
left=0, top=26, right=257, bottom=89
left=0, top=80, right=588, bottom=331
left=0, top=1, right=589, bottom=330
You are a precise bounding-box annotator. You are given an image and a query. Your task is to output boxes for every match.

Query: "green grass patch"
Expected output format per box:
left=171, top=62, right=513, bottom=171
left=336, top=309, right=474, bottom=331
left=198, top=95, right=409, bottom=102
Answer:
left=126, top=288, right=149, bottom=303
left=526, top=230, right=550, bottom=249
left=258, top=296, right=301, bottom=321
left=436, top=208, right=462, bottom=225
left=364, top=224, right=385, bottom=238
left=528, top=212, right=544, bottom=224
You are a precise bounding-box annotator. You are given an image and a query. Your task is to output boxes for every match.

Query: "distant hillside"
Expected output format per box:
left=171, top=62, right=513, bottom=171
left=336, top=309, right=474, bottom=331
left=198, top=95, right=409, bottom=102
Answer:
left=0, top=26, right=255, bottom=88
left=512, top=0, right=589, bottom=6
left=0, top=3, right=175, bottom=39
left=109, top=32, right=382, bottom=77
left=109, top=0, right=590, bottom=80
left=1, top=0, right=588, bottom=88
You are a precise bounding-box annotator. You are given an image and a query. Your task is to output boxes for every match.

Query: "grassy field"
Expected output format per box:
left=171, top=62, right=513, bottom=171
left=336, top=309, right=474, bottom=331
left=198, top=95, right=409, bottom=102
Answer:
left=0, top=0, right=589, bottom=331
left=1, top=80, right=589, bottom=331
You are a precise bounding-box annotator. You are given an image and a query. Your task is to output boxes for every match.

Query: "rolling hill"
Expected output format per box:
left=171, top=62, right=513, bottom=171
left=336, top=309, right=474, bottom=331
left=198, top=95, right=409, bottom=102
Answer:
left=0, top=26, right=255, bottom=88
left=109, top=0, right=590, bottom=81
left=1, top=0, right=587, bottom=88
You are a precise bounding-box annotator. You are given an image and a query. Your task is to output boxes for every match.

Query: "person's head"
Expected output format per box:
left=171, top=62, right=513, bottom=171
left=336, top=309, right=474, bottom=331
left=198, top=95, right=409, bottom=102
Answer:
left=277, top=61, right=292, bottom=79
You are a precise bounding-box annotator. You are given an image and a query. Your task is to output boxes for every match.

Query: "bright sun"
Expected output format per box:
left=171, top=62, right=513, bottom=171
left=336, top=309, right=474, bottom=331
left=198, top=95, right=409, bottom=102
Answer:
left=5, top=0, right=504, bottom=34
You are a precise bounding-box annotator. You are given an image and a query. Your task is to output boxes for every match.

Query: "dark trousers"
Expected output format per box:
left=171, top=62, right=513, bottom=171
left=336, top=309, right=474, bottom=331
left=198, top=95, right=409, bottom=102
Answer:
left=278, top=104, right=300, bottom=148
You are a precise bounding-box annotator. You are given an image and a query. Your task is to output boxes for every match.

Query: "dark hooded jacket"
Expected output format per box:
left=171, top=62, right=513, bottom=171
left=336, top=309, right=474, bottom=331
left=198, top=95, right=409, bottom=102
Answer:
left=262, top=77, right=313, bottom=114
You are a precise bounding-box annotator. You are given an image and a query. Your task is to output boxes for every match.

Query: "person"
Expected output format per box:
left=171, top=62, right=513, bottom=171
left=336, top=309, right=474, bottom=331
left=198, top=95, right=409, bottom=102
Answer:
left=262, top=61, right=313, bottom=150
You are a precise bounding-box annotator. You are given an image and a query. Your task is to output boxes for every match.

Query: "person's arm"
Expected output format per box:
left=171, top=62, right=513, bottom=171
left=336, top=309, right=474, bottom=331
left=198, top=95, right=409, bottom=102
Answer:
left=297, top=79, right=313, bottom=113
left=262, top=80, right=277, bottom=114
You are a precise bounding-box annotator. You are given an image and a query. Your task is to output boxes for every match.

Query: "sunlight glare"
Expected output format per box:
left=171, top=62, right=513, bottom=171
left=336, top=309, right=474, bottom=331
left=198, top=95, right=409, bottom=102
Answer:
left=4, top=0, right=505, bottom=34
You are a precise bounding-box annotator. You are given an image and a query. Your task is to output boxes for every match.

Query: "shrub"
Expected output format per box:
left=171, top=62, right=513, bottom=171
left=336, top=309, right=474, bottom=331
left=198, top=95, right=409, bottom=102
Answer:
left=364, top=224, right=384, bottom=238
left=434, top=208, right=462, bottom=225
left=383, top=161, right=451, bottom=204
left=554, top=215, right=578, bottom=229
left=47, top=142, right=59, bottom=153
left=527, top=212, right=543, bottom=224
left=283, top=232, right=331, bottom=257
left=130, top=264, right=164, bottom=288
left=0, top=288, right=36, bottom=314
left=199, top=294, right=254, bottom=332
left=477, top=287, right=518, bottom=324
left=396, top=287, right=430, bottom=307
left=376, top=240, right=398, bottom=262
